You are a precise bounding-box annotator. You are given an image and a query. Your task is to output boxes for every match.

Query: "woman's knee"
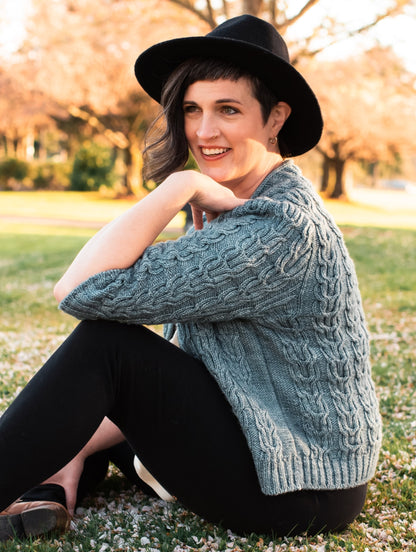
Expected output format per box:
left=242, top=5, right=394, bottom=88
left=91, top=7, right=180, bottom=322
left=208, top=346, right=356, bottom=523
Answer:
left=73, top=320, right=160, bottom=350
left=74, top=319, right=138, bottom=341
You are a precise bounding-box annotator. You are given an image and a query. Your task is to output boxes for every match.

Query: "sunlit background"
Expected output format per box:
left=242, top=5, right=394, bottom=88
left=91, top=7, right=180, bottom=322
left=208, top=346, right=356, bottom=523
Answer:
left=0, top=0, right=415, bottom=215
left=2, top=0, right=415, bottom=67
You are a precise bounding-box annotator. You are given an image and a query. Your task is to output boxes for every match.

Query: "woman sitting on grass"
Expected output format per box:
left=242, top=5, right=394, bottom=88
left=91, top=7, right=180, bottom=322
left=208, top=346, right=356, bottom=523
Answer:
left=0, top=14, right=381, bottom=541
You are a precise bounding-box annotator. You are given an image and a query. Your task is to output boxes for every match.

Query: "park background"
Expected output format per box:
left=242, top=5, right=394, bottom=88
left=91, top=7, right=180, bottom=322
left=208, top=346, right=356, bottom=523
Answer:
left=0, top=1, right=416, bottom=551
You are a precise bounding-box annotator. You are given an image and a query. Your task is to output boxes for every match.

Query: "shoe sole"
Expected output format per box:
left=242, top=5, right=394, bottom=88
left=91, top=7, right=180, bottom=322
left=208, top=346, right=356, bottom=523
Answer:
left=0, top=507, right=60, bottom=541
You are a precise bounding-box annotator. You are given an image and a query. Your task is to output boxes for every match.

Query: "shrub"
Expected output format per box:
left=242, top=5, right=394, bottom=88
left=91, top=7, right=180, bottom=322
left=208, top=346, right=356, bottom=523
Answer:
left=0, top=157, right=29, bottom=189
left=70, top=142, right=116, bottom=191
left=31, top=161, right=71, bottom=190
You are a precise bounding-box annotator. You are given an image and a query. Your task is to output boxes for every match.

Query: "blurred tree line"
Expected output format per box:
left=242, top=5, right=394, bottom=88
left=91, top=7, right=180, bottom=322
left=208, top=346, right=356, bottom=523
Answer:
left=0, top=0, right=415, bottom=198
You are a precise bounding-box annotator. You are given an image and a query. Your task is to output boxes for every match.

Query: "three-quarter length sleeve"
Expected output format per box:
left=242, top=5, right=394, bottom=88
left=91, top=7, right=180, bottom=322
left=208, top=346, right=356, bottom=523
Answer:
left=59, top=200, right=315, bottom=325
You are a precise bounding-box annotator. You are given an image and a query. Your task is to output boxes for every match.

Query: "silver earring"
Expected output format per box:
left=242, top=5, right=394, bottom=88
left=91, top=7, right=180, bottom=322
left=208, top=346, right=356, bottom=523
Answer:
left=269, top=136, right=277, bottom=145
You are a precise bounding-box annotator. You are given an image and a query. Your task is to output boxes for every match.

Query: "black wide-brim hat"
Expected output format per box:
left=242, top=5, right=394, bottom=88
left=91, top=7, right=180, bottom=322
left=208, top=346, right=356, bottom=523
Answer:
left=135, top=14, right=323, bottom=157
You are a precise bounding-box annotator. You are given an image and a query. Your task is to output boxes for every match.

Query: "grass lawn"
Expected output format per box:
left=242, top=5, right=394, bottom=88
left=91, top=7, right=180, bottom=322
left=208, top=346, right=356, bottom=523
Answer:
left=0, top=192, right=415, bottom=551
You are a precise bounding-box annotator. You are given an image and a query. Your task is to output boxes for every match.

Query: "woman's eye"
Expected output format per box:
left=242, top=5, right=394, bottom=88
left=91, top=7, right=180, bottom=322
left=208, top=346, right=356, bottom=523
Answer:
left=183, top=105, right=199, bottom=113
left=221, top=106, right=238, bottom=114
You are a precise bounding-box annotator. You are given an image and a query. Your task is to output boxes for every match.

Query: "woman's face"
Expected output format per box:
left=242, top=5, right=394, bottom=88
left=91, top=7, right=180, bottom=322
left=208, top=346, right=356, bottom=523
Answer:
left=183, top=77, right=285, bottom=196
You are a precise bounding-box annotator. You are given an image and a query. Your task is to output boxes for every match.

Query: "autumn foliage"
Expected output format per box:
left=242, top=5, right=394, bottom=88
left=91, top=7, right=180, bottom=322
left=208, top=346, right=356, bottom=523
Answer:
left=0, top=0, right=415, bottom=197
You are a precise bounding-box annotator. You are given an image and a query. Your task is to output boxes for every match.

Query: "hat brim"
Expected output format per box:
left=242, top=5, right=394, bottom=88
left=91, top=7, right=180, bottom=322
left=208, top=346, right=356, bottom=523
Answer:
left=135, top=36, right=323, bottom=157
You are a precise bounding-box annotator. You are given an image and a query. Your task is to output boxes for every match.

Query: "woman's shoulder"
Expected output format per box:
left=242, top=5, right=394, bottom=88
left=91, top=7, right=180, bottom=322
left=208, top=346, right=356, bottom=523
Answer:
left=245, top=161, right=340, bottom=234
left=226, top=162, right=318, bottom=226
left=253, top=161, right=317, bottom=202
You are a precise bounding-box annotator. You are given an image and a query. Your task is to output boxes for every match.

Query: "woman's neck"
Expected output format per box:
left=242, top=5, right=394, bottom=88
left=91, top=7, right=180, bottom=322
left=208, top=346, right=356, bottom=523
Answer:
left=224, top=155, right=284, bottom=199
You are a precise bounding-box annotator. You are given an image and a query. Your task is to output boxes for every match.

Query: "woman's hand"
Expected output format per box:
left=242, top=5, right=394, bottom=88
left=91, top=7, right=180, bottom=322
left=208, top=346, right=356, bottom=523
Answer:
left=42, top=453, right=85, bottom=517
left=167, top=170, right=247, bottom=230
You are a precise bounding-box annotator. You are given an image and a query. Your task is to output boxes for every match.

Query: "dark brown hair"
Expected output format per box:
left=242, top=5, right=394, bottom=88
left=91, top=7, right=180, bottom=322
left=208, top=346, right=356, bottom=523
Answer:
left=143, top=58, right=283, bottom=183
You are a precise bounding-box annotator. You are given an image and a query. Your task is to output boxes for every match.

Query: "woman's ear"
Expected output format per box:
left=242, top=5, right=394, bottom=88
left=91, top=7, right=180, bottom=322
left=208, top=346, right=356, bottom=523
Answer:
left=270, top=102, right=291, bottom=134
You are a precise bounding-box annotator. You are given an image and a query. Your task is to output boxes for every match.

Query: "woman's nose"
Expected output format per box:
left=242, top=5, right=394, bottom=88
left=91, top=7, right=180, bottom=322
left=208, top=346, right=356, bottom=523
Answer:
left=196, top=116, right=219, bottom=140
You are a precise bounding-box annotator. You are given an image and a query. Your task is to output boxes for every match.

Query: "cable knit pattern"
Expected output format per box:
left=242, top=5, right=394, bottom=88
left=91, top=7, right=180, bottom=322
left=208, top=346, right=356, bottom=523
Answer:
left=59, top=161, right=382, bottom=495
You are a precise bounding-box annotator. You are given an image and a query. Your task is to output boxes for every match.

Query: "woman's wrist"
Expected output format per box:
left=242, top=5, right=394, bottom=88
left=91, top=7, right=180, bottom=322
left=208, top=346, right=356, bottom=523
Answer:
left=161, top=171, right=200, bottom=207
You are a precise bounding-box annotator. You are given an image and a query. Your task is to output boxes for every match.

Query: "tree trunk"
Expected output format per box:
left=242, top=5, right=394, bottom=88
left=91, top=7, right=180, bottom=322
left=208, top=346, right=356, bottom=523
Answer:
left=328, top=157, right=345, bottom=199
left=320, top=155, right=330, bottom=192
left=15, top=137, right=28, bottom=159
left=1, top=136, right=8, bottom=156
left=320, top=154, right=346, bottom=199
left=123, top=137, right=146, bottom=198
left=368, top=162, right=378, bottom=187
left=34, top=129, right=47, bottom=160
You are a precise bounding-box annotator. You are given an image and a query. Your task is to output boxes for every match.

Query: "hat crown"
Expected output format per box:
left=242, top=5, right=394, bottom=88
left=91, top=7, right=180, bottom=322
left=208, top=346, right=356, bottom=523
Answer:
left=207, top=15, right=290, bottom=63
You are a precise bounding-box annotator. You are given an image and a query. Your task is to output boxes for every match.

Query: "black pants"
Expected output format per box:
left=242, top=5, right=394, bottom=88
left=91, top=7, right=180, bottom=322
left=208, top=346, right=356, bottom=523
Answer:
left=0, top=320, right=367, bottom=536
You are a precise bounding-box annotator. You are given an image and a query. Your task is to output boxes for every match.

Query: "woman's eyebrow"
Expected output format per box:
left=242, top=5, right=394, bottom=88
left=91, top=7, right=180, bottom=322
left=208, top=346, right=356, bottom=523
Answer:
left=183, top=98, right=243, bottom=105
left=215, top=98, right=242, bottom=104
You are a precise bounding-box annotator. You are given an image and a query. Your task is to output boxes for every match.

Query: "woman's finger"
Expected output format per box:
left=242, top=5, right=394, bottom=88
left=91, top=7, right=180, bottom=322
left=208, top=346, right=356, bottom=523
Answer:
left=205, top=211, right=220, bottom=224
left=191, top=205, right=204, bottom=230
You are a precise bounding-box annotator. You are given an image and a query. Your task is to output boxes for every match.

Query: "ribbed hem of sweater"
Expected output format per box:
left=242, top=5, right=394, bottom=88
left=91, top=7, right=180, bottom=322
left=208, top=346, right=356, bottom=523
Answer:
left=257, top=448, right=380, bottom=495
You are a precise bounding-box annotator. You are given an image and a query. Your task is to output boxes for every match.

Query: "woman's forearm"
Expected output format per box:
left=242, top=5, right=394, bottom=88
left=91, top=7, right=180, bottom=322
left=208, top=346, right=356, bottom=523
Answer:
left=54, top=170, right=246, bottom=303
left=54, top=175, right=193, bottom=302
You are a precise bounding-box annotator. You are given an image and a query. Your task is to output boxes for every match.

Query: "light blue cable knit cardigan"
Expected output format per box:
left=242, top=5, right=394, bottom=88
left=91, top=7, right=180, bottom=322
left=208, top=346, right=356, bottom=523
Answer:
left=60, top=161, right=382, bottom=495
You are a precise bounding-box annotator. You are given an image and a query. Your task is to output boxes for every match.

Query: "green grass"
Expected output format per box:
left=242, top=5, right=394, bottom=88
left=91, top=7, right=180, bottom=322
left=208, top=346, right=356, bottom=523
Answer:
left=0, top=191, right=136, bottom=222
left=0, top=221, right=415, bottom=551
left=0, top=191, right=186, bottom=229
left=0, top=226, right=93, bottom=331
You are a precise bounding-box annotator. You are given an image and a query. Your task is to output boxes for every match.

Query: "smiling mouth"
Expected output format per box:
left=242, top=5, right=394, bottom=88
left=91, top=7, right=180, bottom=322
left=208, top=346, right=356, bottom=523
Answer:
left=201, top=147, right=231, bottom=156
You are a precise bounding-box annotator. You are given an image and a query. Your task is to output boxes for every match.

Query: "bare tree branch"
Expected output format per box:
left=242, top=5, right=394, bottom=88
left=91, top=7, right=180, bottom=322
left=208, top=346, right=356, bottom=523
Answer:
left=206, top=0, right=215, bottom=25
left=169, top=0, right=217, bottom=28
left=242, top=0, right=263, bottom=16
left=275, top=0, right=320, bottom=32
left=68, top=105, right=129, bottom=149
left=291, top=0, right=413, bottom=62
left=269, top=0, right=276, bottom=22
left=166, top=0, right=414, bottom=63
left=222, top=0, right=229, bottom=19
left=346, top=0, right=412, bottom=35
